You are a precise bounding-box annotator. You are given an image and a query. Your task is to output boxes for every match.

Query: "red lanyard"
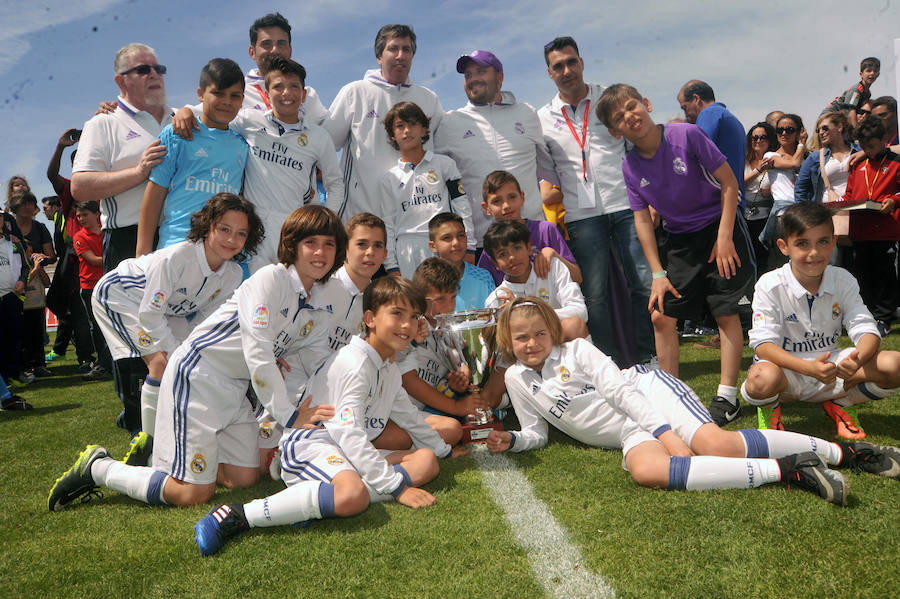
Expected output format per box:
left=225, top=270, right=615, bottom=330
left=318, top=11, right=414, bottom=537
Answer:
left=561, top=100, right=590, bottom=181
left=254, top=84, right=271, bottom=109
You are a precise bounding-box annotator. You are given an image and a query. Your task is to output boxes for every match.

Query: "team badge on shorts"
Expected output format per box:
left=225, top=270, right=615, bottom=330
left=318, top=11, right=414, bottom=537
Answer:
left=137, top=330, right=152, bottom=348
left=539, top=288, right=550, bottom=302
left=150, top=290, right=166, bottom=310
left=259, top=422, right=274, bottom=439
left=326, top=455, right=345, bottom=466
left=252, top=304, right=270, bottom=328
left=753, top=312, right=765, bottom=329
left=559, top=366, right=570, bottom=382
left=672, top=157, right=687, bottom=175
left=298, top=133, right=308, bottom=147
left=299, top=320, right=314, bottom=337
left=426, top=170, right=438, bottom=184
left=832, top=303, right=842, bottom=320
left=191, top=453, right=207, bottom=474
left=339, top=407, right=354, bottom=426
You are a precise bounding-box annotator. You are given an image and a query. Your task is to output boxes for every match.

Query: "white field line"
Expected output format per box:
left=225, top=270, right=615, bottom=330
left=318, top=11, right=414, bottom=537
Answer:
left=472, top=446, right=616, bottom=599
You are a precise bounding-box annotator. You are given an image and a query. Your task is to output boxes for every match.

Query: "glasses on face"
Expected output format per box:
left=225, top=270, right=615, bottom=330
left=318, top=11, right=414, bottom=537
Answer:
left=751, top=134, right=768, bottom=142
left=776, top=126, right=797, bottom=135
left=858, top=109, right=871, bottom=117
left=817, top=125, right=832, bottom=133
left=119, top=64, right=167, bottom=76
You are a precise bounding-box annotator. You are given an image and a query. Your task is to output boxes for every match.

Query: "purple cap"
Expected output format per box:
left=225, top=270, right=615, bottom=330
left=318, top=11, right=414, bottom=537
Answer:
left=456, top=50, right=503, bottom=74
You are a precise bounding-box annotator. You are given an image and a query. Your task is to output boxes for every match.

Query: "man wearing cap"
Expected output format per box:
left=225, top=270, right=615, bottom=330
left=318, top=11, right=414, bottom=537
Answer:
left=434, top=49, right=551, bottom=246
left=323, top=24, right=443, bottom=222
left=244, top=12, right=327, bottom=125
left=538, top=36, right=655, bottom=367
left=70, top=42, right=174, bottom=436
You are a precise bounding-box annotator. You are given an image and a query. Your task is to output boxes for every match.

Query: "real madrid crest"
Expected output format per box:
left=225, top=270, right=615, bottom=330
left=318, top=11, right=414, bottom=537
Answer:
left=426, top=170, right=438, bottom=184
left=299, top=320, right=314, bottom=337
left=298, top=133, right=308, bottom=147
left=191, top=453, right=207, bottom=473
left=137, top=330, right=152, bottom=348
left=559, top=366, right=570, bottom=382
left=831, top=302, right=842, bottom=320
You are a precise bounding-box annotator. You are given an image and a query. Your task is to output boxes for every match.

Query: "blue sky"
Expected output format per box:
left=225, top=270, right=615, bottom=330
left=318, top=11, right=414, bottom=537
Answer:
left=3, top=0, right=899, bottom=227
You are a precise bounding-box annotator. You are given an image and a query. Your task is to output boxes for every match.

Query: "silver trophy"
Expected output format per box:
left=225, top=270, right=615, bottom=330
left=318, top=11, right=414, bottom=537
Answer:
left=433, top=308, right=498, bottom=425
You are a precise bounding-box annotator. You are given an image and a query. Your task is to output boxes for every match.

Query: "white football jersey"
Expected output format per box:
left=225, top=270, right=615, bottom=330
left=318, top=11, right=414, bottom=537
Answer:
left=312, top=265, right=366, bottom=352
left=484, top=257, right=587, bottom=322
left=243, top=69, right=328, bottom=126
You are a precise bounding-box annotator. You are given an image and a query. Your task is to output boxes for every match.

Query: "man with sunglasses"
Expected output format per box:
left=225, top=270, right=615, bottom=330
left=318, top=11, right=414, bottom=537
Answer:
left=870, top=96, right=898, bottom=147
left=71, top=43, right=174, bottom=437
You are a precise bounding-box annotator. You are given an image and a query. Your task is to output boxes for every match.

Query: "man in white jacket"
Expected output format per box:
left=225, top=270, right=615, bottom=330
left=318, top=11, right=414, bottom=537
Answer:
left=323, top=24, right=443, bottom=223
left=434, top=50, right=553, bottom=246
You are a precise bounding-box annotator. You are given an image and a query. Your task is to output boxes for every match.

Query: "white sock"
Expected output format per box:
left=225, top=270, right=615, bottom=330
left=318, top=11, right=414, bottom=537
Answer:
left=739, top=380, right=778, bottom=407
left=717, top=384, right=738, bottom=405
left=739, top=429, right=843, bottom=465
left=838, top=381, right=896, bottom=406
left=668, top=455, right=781, bottom=491
left=140, top=377, right=161, bottom=436
left=90, top=459, right=168, bottom=505
left=244, top=481, right=333, bottom=528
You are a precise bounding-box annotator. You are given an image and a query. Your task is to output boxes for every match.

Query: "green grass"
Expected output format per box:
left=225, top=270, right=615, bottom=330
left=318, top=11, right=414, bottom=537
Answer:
left=2, top=332, right=899, bottom=598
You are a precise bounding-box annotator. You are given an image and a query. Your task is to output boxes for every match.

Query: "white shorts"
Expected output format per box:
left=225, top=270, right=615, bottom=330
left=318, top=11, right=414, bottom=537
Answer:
left=755, top=347, right=856, bottom=403
left=619, top=366, right=713, bottom=466
left=93, top=274, right=191, bottom=361
left=279, top=429, right=392, bottom=488
left=152, top=345, right=259, bottom=484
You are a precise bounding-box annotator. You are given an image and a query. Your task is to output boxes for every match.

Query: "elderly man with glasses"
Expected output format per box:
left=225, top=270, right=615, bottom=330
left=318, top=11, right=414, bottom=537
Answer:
left=70, top=42, right=174, bottom=437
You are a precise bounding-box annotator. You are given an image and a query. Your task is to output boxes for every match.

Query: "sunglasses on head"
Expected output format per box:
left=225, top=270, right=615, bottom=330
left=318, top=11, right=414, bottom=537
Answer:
left=776, top=126, right=797, bottom=135
left=119, top=64, right=167, bottom=76
left=751, top=134, right=768, bottom=141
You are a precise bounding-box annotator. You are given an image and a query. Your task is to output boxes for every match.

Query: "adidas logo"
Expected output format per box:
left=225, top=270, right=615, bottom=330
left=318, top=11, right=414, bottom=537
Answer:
left=785, top=313, right=799, bottom=322
left=531, top=383, right=540, bottom=395
left=640, top=178, right=650, bottom=188
left=194, top=148, right=208, bottom=158
left=175, top=287, right=187, bottom=295
left=125, top=130, right=140, bottom=140
left=365, top=109, right=378, bottom=118
left=280, top=308, right=289, bottom=317
left=737, top=295, right=751, bottom=306
left=462, top=130, right=475, bottom=139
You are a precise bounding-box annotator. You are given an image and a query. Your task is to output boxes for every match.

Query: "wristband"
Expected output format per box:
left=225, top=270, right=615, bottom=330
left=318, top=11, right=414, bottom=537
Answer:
left=652, top=270, right=668, bottom=279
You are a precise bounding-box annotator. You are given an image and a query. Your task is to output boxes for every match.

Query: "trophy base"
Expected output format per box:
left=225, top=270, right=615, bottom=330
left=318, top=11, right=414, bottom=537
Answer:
left=462, top=420, right=504, bottom=444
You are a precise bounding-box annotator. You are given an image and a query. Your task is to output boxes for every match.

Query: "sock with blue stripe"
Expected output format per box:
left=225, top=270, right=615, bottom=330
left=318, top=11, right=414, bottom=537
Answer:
left=140, top=377, right=161, bottom=437
left=244, top=481, right=332, bottom=528
left=739, top=429, right=843, bottom=466
left=838, top=381, right=896, bottom=406
left=90, top=459, right=168, bottom=505
left=667, top=455, right=781, bottom=491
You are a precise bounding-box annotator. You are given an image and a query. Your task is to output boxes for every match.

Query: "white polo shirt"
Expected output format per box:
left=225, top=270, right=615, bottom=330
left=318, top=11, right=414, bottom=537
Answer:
left=73, top=96, right=173, bottom=230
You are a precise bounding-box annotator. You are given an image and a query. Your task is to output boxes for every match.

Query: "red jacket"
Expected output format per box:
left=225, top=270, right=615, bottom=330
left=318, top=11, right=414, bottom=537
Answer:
left=844, top=150, right=900, bottom=241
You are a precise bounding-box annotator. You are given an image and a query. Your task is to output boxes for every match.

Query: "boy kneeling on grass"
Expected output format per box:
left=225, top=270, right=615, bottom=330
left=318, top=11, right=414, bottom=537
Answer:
left=193, top=276, right=467, bottom=556
left=742, top=201, right=900, bottom=439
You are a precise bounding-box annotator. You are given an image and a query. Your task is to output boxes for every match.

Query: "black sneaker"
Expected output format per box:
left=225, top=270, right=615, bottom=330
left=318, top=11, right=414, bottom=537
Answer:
left=122, top=432, right=154, bottom=467
left=708, top=396, right=741, bottom=426
left=840, top=442, right=900, bottom=480
left=778, top=451, right=848, bottom=506
left=194, top=504, right=249, bottom=556
left=1, top=395, right=33, bottom=411
left=30, top=366, right=53, bottom=378
left=48, top=445, right=109, bottom=511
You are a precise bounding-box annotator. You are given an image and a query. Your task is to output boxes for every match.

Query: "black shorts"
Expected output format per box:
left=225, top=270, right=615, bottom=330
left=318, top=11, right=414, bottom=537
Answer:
left=657, top=216, right=756, bottom=321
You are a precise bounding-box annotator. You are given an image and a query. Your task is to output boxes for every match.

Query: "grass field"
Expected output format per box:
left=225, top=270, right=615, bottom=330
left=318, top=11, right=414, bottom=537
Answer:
left=2, top=331, right=899, bottom=599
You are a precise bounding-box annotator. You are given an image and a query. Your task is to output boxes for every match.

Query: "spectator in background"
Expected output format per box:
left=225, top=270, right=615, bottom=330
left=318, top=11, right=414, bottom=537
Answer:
left=759, top=114, right=808, bottom=258
left=8, top=192, right=53, bottom=378
left=795, top=112, right=857, bottom=269
left=0, top=213, right=29, bottom=387
left=743, top=122, right=777, bottom=275
left=765, top=111, right=784, bottom=130
left=824, top=57, right=880, bottom=129
left=73, top=201, right=112, bottom=382
left=45, top=129, right=94, bottom=371
left=870, top=96, right=898, bottom=146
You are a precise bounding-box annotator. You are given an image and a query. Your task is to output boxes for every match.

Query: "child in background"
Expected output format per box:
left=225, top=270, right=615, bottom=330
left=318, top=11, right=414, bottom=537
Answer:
left=483, top=220, right=588, bottom=341
left=378, top=101, right=474, bottom=278
left=428, top=212, right=495, bottom=311
left=477, top=170, right=580, bottom=285
left=137, top=58, right=248, bottom=256
left=488, top=297, right=900, bottom=504
left=824, top=57, right=880, bottom=128
left=193, top=276, right=465, bottom=556
left=743, top=202, right=900, bottom=439
left=73, top=201, right=112, bottom=382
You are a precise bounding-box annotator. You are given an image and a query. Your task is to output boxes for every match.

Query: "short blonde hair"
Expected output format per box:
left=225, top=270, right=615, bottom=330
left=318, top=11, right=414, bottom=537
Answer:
left=496, top=296, right=564, bottom=364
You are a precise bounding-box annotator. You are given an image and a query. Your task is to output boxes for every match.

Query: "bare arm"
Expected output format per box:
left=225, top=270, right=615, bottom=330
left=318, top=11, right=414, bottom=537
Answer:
left=709, top=162, right=740, bottom=279
left=136, top=181, right=167, bottom=257
left=71, top=140, right=166, bottom=202
left=47, top=129, right=78, bottom=194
